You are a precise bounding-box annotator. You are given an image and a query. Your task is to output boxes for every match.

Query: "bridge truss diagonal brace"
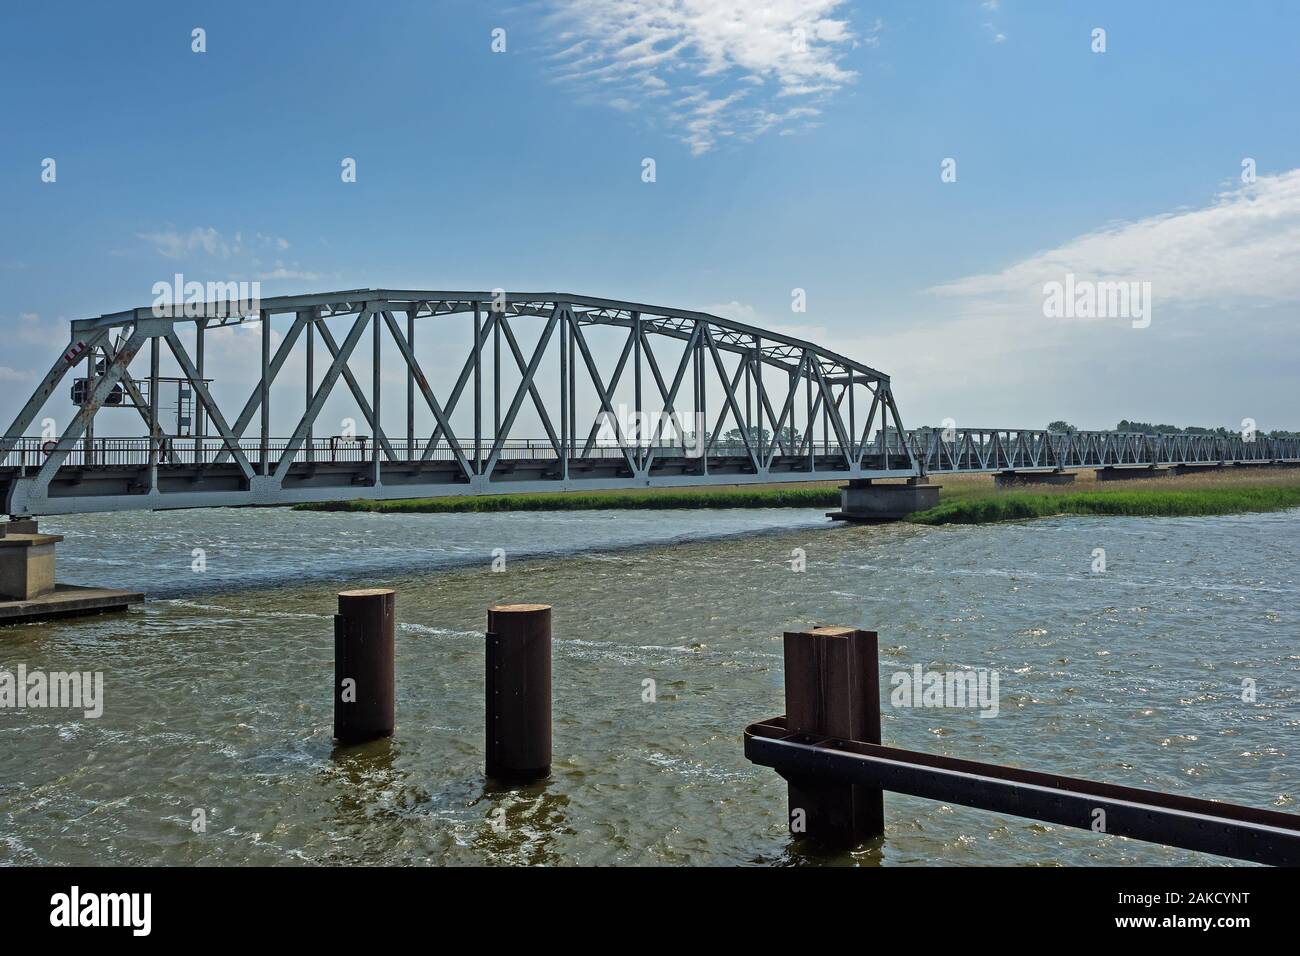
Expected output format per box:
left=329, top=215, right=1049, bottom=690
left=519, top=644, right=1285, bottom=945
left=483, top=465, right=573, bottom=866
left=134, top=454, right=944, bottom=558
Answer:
left=568, top=311, right=639, bottom=478
left=638, top=323, right=701, bottom=473
left=273, top=309, right=375, bottom=484
left=93, top=335, right=168, bottom=446
left=424, top=311, right=496, bottom=464
left=882, top=386, right=918, bottom=473
left=764, top=351, right=810, bottom=471
left=498, top=312, right=564, bottom=462
left=482, top=305, right=562, bottom=478
left=379, top=310, right=473, bottom=481
left=213, top=310, right=309, bottom=466
left=754, top=362, right=791, bottom=457
left=795, top=362, right=848, bottom=458
left=702, top=325, right=760, bottom=472
left=27, top=325, right=151, bottom=495
left=810, top=357, right=855, bottom=469
left=163, top=332, right=257, bottom=482
left=703, top=342, right=749, bottom=455
left=855, top=387, right=882, bottom=466
left=1, top=329, right=110, bottom=458
left=579, top=326, right=637, bottom=459
left=316, top=316, right=399, bottom=464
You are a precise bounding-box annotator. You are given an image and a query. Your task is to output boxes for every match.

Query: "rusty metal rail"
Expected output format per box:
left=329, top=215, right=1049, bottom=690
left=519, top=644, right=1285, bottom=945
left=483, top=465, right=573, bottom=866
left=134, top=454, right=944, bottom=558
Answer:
left=748, top=626, right=1300, bottom=866
left=745, top=718, right=1300, bottom=865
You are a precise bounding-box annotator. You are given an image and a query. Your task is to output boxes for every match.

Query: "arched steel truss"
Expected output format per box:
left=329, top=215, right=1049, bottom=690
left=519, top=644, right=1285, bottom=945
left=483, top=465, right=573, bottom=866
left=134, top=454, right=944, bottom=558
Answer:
left=1, top=290, right=916, bottom=516
left=5, top=290, right=1297, bottom=517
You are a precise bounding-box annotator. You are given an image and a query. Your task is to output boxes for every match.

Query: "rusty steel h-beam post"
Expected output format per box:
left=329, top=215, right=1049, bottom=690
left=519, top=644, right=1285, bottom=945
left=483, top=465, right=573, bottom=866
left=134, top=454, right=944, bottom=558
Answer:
left=781, top=626, right=883, bottom=849
left=747, top=625, right=1300, bottom=866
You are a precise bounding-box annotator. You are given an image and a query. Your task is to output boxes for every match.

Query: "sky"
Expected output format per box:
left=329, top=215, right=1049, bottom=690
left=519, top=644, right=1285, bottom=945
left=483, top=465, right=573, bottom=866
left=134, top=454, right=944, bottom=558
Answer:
left=1, top=0, right=1298, bottom=438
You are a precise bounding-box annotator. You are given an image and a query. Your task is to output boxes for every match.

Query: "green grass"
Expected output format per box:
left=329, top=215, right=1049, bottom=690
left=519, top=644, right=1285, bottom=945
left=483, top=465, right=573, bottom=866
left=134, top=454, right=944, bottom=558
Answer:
left=907, top=484, right=1300, bottom=525
left=294, top=486, right=842, bottom=514
left=294, top=468, right=1300, bottom=524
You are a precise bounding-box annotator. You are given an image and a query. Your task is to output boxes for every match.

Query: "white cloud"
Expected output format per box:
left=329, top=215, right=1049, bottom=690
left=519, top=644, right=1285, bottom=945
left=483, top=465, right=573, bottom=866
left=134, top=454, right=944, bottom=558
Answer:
left=137, top=226, right=235, bottom=259
left=253, top=265, right=323, bottom=281
left=136, top=227, right=292, bottom=261
left=543, top=0, right=867, bottom=154
left=703, top=300, right=759, bottom=322
left=694, top=172, right=1300, bottom=429
left=0, top=366, right=34, bottom=382
left=131, top=228, right=322, bottom=289
left=930, top=168, right=1300, bottom=315
left=13, top=312, right=64, bottom=346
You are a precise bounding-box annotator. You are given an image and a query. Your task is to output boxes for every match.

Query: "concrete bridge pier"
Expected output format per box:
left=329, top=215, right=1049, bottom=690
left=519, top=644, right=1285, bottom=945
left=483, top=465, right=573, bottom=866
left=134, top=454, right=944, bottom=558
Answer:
left=829, top=477, right=941, bottom=522
left=1095, top=466, right=1171, bottom=481
left=0, top=518, right=142, bottom=625
left=994, top=470, right=1076, bottom=488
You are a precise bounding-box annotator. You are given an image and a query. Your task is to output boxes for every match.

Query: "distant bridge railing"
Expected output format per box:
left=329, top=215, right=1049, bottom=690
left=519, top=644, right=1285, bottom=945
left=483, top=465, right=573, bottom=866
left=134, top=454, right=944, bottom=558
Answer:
left=908, top=429, right=1300, bottom=474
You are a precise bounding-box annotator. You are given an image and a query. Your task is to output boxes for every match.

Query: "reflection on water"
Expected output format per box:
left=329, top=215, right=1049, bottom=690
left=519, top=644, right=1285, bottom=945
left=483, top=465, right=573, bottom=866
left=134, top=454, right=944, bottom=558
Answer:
left=1, top=506, right=1297, bottom=866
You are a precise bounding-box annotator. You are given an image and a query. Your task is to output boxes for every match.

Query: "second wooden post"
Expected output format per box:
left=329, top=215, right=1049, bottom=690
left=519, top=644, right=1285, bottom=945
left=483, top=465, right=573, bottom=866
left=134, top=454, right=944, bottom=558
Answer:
left=333, top=588, right=396, bottom=744
left=485, top=603, right=552, bottom=783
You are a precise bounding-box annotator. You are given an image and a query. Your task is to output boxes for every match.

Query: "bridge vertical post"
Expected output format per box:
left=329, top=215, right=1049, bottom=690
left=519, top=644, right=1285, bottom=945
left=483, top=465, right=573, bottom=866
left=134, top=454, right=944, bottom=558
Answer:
left=196, top=319, right=207, bottom=453
left=485, top=603, right=552, bottom=783
left=148, top=336, right=160, bottom=491
left=371, top=309, right=381, bottom=486
left=848, top=373, right=856, bottom=469
left=782, top=626, right=883, bottom=849
left=473, top=302, right=482, bottom=474
left=754, top=337, right=763, bottom=461
left=260, top=309, right=270, bottom=475
left=743, top=340, right=753, bottom=453
left=333, top=588, right=396, bottom=744
left=568, top=315, right=576, bottom=459
left=633, top=311, right=642, bottom=471
left=407, top=309, right=416, bottom=464
left=822, top=384, right=830, bottom=458
left=493, top=316, right=501, bottom=442
left=696, top=333, right=707, bottom=474
left=560, top=309, right=569, bottom=480
left=305, top=312, right=315, bottom=464
left=805, top=365, right=814, bottom=470
left=83, top=348, right=95, bottom=467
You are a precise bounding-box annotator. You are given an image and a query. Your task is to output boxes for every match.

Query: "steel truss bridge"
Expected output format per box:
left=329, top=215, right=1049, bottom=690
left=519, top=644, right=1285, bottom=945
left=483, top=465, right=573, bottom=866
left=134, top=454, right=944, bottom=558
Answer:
left=2, top=289, right=1298, bottom=517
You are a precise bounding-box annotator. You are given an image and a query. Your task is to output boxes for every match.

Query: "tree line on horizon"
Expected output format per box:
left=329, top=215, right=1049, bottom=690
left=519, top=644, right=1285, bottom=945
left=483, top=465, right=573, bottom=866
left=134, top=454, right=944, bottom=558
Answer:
left=1046, top=420, right=1300, bottom=439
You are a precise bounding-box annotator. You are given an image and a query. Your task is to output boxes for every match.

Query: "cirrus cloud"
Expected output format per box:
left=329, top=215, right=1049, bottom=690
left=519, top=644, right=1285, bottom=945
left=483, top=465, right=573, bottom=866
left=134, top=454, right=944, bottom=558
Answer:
left=543, top=0, right=873, bottom=154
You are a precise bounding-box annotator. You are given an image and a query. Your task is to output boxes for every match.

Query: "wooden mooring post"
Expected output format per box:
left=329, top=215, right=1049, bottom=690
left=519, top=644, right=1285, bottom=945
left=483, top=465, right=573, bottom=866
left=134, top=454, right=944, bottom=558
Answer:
left=485, top=603, right=552, bottom=783
left=333, top=588, right=396, bottom=744
left=782, top=626, right=883, bottom=849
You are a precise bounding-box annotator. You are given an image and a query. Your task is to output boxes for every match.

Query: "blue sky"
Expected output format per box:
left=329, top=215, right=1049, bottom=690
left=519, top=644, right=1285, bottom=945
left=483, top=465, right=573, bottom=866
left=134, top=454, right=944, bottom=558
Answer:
left=2, top=0, right=1299, bottom=434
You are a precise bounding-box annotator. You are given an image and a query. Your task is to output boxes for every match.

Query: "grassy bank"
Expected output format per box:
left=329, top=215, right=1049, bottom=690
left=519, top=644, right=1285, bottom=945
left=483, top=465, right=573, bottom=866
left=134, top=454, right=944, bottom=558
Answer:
left=296, top=485, right=842, bottom=513
left=908, top=468, right=1300, bottom=525
left=294, top=467, right=1300, bottom=523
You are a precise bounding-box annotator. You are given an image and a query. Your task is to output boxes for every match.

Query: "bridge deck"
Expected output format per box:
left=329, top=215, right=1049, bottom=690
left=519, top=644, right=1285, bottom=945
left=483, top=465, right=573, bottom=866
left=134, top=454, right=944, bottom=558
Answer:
left=2, top=431, right=1296, bottom=515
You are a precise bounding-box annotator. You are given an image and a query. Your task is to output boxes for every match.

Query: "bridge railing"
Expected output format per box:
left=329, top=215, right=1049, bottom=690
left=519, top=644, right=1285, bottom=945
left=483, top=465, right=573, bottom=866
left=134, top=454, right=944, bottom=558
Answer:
left=904, top=429, right=1300, bottom=473
left=6, top=429, right=1296, bottom=474
left=0, top=436, right=857, bottom=471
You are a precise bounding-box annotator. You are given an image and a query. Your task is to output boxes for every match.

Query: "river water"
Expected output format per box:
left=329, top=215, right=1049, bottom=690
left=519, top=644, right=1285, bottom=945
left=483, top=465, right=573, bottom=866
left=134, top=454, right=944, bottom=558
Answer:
left=1, top=505, right=1296, bottom=866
